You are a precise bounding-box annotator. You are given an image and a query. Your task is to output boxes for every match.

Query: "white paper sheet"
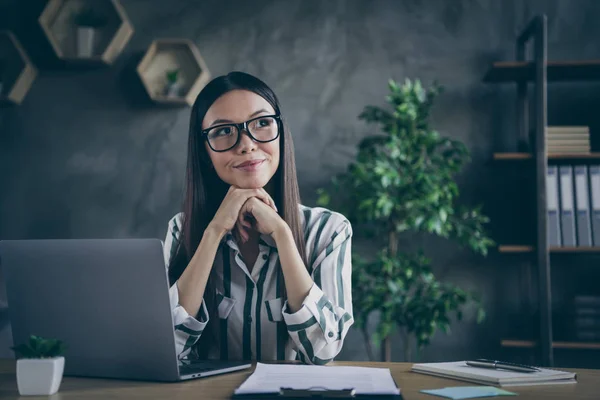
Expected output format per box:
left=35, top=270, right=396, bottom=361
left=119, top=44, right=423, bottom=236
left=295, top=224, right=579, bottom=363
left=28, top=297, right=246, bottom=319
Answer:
left=234, top=362, right=401, bottom=395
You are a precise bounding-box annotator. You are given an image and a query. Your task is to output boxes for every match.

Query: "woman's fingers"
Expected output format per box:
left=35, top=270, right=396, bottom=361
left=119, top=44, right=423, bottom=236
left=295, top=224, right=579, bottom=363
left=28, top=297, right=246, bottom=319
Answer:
left=253, top=189, right=278, bottom=212
left=232, top=187, right=277, bottom=213
left=212, top=185, right=278, bottom=236
left=249, top=189, right=270, bottom=206
left=236, top=222, right=249, bottom=243
left=238, top=206, right=253, bottom=230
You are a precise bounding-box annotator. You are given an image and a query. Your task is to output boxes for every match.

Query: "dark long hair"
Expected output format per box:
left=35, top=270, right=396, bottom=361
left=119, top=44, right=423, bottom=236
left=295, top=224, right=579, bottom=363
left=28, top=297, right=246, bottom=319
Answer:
left=168, top=72, right=306, bottom=357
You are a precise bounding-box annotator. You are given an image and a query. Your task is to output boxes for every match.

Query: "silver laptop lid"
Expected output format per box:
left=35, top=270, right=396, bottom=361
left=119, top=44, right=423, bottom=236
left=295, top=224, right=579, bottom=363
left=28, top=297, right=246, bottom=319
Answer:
left=1, top=239, right=181, bottom=382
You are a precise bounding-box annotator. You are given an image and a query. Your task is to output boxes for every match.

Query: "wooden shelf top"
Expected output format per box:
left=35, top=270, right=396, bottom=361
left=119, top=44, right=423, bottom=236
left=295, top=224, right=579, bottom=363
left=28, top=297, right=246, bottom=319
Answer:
left=38, top=0, right=134, bottom=66
left=484, top=60, right=600, bottom=82
left=136, top=38, right=211, bottom=107
left=498, top=245, right=600, bottom=254
left=493, top=153, right=600, bottom=162
left=498, top=245, right=535, bottom=253
left=493, top=153, right=534, bottom=160
left=0, top=31, right=37, bottom=106
left=502, top=339, right=600, bottom=350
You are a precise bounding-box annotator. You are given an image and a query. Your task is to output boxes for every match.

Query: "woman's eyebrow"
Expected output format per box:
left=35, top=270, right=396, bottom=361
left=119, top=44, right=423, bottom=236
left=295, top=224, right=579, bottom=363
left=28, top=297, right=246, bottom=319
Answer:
left=248, top=108, right=270, bottom=118
left=208, top=109, right=271, bottom=127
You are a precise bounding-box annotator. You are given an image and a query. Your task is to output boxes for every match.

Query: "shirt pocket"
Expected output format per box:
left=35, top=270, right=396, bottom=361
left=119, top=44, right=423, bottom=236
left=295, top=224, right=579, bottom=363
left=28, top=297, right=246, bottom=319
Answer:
left=264, top=297, right=284, bottom=322
left=216, top=291, right=236, bottom=320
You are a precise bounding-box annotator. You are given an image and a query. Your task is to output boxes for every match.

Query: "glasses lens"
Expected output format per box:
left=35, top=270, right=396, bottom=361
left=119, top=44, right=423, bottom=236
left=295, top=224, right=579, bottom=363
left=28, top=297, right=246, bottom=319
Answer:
left=248, top=116, right=278, bottom=142
left=207, top=125, right=238, bottom=151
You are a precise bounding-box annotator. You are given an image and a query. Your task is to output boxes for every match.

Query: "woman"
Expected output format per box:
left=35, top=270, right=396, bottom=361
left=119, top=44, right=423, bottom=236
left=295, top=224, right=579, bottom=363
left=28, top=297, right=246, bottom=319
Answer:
left=163, top=71, right=353, bottom=365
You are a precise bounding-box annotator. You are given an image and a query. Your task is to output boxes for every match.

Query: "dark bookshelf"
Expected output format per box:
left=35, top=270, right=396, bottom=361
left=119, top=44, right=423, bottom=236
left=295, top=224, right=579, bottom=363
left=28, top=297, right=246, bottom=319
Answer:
left=485, top=14, right=600, bottom=368
left=484, top=60, right=600, bottom=82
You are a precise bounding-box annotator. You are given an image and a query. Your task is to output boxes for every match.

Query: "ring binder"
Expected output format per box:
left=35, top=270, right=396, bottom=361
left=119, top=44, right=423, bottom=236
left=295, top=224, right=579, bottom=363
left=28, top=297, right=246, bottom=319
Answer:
left=279, top=387, right=356, bottom=398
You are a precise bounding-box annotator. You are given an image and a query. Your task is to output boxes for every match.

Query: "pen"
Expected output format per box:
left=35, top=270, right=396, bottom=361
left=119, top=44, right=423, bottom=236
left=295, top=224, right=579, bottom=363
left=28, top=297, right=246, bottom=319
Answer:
left=466, top=359, right=541, bottom=373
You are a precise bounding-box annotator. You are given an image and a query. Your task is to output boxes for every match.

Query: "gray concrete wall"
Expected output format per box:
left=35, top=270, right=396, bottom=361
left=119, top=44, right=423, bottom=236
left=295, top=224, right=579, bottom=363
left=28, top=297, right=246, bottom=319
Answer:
left=1, top=0, right=600, bottom=366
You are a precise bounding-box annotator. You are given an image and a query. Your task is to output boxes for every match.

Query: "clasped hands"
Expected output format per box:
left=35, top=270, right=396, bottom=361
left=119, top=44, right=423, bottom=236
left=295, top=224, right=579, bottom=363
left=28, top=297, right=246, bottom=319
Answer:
left=210, top=186, right=286, bottom=243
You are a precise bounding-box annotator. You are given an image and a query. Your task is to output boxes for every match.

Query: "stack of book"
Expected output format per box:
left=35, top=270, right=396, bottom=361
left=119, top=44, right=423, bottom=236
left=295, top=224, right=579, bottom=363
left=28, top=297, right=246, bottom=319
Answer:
left=547, top=126, right=590, bottom=154
left=574, top=295, right=600, bottom=342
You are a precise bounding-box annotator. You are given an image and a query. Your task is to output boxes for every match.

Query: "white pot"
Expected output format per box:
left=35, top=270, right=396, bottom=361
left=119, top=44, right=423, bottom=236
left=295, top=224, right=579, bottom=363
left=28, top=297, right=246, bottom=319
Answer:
left=77, top=26, right=95, bottom=57
left=165, top=82, right=180, bottom=97
left=16, top=356, right=64, bottom=396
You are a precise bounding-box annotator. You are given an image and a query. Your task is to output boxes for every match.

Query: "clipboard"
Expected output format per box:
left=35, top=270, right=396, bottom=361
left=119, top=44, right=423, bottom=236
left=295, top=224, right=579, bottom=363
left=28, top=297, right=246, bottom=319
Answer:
left=231, top=362, right=403, bottom=399
left=231, top=385, right=404, bottom=399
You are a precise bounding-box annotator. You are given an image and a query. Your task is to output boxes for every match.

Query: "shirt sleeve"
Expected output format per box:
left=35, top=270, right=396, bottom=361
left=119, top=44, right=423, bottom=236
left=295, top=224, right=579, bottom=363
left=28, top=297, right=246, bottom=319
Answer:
left=282, top=212, right=354, bottom=365
left=163, top=213, right=210, bottom=359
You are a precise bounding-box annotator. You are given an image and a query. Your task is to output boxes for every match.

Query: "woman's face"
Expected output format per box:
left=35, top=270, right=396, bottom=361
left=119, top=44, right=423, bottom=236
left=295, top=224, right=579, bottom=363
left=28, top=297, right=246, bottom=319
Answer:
left=202, top=90, right=280, bottom=190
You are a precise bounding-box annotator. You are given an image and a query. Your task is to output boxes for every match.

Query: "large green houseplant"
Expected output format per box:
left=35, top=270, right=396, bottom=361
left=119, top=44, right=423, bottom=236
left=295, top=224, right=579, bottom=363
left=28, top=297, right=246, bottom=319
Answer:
left=317, top=78, right=494, bottom=362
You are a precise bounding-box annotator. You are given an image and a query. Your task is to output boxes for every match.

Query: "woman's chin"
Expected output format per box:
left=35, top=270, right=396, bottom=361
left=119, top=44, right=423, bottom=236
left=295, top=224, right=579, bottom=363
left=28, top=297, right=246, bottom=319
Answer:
left=231, top=177, right=270, bottom=189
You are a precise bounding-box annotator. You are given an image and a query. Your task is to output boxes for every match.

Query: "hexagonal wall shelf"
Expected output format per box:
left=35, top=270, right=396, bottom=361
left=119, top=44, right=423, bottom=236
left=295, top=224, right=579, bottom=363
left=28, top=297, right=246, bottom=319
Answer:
left=136, top=39, right=211, bottom=107
left=0, top=31, right=37, bottom=106
left=38, top=0, right=133, bottom=65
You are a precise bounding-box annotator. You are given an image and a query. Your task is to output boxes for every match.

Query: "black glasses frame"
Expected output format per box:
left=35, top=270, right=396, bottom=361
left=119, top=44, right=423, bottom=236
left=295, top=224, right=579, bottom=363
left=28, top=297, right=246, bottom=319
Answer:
left=201, top=114, right=282, bottom=153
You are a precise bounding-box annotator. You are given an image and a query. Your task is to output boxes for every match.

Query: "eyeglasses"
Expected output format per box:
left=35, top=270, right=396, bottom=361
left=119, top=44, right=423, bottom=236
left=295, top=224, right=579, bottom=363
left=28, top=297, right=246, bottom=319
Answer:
left=201, top=114, right=281, bottom=152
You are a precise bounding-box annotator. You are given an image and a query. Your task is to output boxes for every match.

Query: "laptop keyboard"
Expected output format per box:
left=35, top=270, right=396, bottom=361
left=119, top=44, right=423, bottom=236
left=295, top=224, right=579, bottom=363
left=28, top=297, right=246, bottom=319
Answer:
left=179, top=364, right=216, bottom=374
left=179, top=360, right=217, bottom=374
left=179, top=360, right=247, bottom=375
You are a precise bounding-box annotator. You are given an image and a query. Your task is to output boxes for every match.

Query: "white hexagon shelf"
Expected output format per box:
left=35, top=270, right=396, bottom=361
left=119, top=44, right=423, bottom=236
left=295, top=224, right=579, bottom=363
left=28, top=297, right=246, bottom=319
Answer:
left=136, top=39, right=211, bottom=107
left=38, top=0, right=133, bottom=65
left=0, top=31, right=37, bottom=106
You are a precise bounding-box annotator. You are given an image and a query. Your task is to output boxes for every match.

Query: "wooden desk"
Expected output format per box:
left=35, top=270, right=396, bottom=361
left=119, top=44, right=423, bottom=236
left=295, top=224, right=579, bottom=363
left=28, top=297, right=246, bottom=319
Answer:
left=0, top=359, right=598, bottom=399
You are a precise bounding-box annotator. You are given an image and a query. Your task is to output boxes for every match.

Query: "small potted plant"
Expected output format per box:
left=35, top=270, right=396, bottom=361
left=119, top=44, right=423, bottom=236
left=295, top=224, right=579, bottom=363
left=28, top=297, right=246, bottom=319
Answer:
left=164, top=68, right=181, bottom=97
left=73, top=7, right=107, bottom=57
left=11, top=335, right=67, bottom=396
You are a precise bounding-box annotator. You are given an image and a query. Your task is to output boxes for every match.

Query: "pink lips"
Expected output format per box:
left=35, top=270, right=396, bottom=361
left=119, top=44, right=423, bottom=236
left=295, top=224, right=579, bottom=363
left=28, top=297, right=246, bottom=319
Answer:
left=234, top=159, right=265, bottom=171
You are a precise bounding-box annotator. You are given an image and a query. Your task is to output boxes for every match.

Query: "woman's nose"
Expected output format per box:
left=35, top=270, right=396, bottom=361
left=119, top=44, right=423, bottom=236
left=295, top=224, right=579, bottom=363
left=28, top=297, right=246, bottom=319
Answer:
left=236, top=129, right=257, bottom=154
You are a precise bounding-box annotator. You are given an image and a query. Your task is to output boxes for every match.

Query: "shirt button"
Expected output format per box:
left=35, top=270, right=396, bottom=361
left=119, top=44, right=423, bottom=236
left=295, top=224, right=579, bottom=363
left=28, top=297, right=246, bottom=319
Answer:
left=262, top=254, right=268, bottom=260
left=248, top=316, right=253, bottom=322
left=328, top=332, right=334, bottom=338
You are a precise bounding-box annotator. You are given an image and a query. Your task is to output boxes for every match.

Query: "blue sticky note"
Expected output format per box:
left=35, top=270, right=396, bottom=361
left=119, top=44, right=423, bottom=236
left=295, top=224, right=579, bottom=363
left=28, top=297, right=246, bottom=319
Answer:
left=421, top=386, right=517, bottom=399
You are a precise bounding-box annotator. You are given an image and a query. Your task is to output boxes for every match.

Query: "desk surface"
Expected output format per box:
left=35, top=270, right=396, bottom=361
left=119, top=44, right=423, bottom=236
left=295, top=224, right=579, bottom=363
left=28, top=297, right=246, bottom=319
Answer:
left=0, top=359, right=598, bottom=399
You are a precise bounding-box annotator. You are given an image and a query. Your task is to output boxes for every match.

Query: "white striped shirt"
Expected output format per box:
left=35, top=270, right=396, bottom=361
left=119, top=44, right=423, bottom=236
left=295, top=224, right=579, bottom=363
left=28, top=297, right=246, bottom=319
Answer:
left=163, top=205, right=354, bottom=365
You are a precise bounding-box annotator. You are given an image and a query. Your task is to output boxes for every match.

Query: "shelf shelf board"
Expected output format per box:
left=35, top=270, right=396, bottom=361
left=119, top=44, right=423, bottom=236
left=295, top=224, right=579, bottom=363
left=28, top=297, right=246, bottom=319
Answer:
left=498, top=245, right=600, bottom=254
left=484, top=60, right=600, bottom=82
left=493, top=153, right=534, bottom=160
left=136, top=38, right=211, bottom=107
left=552, top=247, right=600, bottom=253
left=493, top=152, right=600, bottom=162
left=38, top=0, right=133, bottom=66
left=0, top=31, right=37, bottom=106
left=498, top=245, right=534, bottom=253
left=501, top=339, right=600, bottom=350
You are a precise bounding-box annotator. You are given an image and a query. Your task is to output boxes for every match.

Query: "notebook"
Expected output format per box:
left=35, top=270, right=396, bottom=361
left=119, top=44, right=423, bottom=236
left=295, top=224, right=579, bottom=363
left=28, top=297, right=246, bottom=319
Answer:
left=411, top=361, right=577, bottom=387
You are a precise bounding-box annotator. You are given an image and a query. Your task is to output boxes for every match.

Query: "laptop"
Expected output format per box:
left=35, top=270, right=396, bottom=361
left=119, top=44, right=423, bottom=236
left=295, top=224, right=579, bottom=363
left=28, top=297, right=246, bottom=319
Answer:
left=0, top=238, right=251, bottom=382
